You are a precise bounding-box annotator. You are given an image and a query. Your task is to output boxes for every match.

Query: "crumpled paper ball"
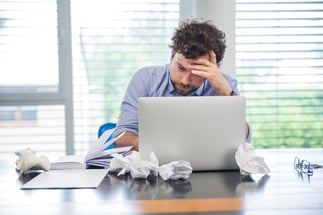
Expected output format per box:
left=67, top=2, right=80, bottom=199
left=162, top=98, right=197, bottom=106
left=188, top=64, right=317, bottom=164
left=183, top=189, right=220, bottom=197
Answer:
left=15, top=148, right=50, bottom=174
left=158, top=160, right=193, bottom=180
left=109, top=151, right=193, bottom=180
left=109, top=151, right=159, bottom=179
left=235, top=142, right=270, bottom=175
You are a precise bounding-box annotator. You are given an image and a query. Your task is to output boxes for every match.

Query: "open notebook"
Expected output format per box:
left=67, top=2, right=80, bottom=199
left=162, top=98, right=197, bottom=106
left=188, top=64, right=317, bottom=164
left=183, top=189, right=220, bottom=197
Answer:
left=50, top=129, right=133, bottom=169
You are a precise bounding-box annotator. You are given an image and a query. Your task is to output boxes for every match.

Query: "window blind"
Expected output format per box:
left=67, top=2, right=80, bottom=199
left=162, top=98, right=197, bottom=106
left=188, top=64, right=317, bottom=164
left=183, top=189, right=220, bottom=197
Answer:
left=0, top=0, right=67, bottom=159
left=0, top=0, right=179, bottom=159
left=236, top=0, right=323, bottom=148
left=71, top=0, right=180, bottom=154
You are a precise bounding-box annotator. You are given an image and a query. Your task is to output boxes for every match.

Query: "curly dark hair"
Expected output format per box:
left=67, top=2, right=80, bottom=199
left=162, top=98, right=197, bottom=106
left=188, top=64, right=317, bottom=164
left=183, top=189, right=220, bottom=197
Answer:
left=169, top=19, right=226, bottom=65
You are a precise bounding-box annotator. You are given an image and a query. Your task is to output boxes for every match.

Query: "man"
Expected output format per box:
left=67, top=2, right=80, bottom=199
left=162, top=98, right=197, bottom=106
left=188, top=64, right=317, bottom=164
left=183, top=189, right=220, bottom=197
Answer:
left=112, top=19, right=251, bottom=151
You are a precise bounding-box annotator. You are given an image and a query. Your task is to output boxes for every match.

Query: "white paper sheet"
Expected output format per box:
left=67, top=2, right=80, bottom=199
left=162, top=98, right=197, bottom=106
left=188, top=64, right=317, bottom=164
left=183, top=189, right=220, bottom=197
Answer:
left=21, top=169, right=108, bottom=189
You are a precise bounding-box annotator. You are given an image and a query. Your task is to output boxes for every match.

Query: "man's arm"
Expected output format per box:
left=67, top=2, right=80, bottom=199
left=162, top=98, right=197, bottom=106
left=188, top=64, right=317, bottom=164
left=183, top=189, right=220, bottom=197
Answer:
left=112, top=68, right=151, bottom=150
left=115, top=131, right=139, bottom=151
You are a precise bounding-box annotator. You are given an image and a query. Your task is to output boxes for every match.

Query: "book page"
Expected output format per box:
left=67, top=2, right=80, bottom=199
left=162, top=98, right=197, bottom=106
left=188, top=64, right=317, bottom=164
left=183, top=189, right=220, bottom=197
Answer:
left=85, top=129, right=116, bottom=160
left=85, top=131, right=126, bottom=161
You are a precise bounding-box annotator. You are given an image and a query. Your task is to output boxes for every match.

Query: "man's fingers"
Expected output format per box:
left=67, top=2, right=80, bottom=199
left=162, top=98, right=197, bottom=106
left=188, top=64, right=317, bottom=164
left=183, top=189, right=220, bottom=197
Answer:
left=191, top=69, right=209, bottom=79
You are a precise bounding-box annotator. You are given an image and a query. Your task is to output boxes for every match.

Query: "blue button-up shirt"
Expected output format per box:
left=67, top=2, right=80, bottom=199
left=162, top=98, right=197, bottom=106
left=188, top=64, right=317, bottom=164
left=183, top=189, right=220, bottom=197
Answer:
left=112, top=64, right=252, bottom=142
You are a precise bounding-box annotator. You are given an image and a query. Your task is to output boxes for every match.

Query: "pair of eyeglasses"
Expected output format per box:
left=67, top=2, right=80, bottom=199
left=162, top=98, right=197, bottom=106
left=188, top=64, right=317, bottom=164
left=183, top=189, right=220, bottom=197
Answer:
left=294, top=156, right=323, bottom=176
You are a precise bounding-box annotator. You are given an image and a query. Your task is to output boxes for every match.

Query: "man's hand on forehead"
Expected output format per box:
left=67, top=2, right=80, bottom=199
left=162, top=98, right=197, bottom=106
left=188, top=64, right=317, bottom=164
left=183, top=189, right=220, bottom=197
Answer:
left=187, top=50, right=222, bottom=81
left=187, top=51, right=217, bottom=73
left=174, top=51, right=217, bottom=75
left=189, top=50, right=216, bottom=65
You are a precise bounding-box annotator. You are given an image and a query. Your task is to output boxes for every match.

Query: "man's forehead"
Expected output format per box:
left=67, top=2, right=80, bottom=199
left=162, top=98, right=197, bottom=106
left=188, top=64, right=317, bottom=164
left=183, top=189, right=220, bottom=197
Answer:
left=175, top=53, right=209, bottom=63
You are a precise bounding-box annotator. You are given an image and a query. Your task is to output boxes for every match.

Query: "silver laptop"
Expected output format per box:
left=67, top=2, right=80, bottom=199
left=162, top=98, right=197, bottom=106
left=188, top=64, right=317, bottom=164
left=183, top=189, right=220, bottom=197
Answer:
left=138, top=96, right=245, bottom=171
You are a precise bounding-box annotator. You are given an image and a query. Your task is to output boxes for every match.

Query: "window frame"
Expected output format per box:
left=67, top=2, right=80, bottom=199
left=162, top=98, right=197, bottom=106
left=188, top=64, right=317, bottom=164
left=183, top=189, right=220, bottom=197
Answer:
left=0, top=0, right=75, bottom=154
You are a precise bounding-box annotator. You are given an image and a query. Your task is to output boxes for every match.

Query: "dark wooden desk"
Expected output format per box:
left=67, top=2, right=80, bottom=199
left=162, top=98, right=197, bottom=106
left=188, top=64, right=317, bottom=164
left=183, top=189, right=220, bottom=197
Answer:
left=1, top=149, right=323, bottom=215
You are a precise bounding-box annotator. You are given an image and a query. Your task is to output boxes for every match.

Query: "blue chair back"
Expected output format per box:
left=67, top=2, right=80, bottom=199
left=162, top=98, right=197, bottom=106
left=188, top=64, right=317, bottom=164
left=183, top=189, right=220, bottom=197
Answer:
left=98, top=122, right=117, bottom=149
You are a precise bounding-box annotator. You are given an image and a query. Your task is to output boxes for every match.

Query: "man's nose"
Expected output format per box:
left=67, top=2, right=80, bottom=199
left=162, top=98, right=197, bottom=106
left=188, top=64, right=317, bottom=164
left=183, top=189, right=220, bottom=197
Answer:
left=181, top=72, right=192, bottom=85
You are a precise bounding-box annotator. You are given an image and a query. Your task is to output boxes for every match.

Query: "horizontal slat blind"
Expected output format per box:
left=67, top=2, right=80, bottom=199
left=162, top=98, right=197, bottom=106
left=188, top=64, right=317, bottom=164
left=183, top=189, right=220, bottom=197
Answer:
left=71, top=0, right=180, bottom=153
left=0, top=0, right=66, bottom=159
left=236, top=0, right=323, bottom=148
left=0, top=105, right=66, bottom=159
left=0, top=0, right=179, bottom=159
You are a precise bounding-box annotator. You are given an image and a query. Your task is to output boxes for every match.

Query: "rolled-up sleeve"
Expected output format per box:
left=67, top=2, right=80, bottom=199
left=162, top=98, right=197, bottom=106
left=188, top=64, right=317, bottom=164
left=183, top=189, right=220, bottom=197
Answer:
left=112, top=69, right=150, bottom=138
